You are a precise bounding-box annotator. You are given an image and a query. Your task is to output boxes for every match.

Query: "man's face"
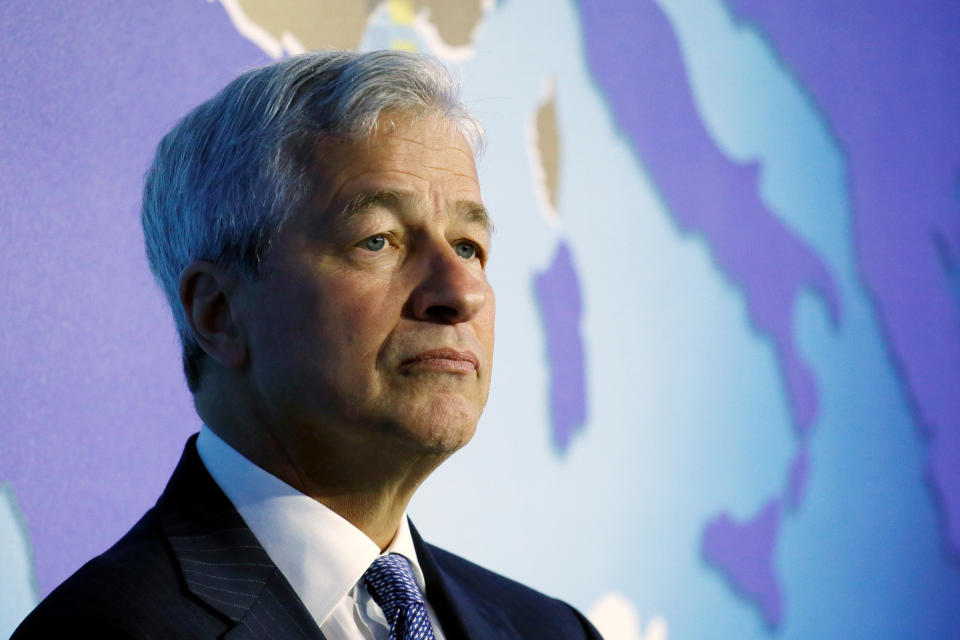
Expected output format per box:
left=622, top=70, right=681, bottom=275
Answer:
left=235, top=113, right=494, bottom=459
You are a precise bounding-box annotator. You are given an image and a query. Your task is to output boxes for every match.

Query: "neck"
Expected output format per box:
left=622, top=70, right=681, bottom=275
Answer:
left=242, top=431, right=446, bottom=550
left=197, top=388, right=447, bottom=550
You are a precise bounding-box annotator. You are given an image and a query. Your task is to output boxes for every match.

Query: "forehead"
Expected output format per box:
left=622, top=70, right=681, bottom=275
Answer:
left=316, top=113, right=482, bottom=210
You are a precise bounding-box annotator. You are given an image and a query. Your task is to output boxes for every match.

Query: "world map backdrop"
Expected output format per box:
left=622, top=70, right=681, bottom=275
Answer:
left=2, top=1, right=959, bottom=638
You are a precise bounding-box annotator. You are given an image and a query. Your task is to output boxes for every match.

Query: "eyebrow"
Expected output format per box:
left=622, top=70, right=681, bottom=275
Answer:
left=458, top=200, right=495, bottom=235
left=340, top=190, right=494, bottom=234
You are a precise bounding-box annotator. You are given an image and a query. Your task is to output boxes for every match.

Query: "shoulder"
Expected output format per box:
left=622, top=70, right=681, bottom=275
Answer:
left=12, top=508, right=225, bottom=639
left=424, top=543, right=603, bottom=639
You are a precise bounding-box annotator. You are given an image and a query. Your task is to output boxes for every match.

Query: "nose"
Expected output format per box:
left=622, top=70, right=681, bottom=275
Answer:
left=408, top=243, right=488, bottom=324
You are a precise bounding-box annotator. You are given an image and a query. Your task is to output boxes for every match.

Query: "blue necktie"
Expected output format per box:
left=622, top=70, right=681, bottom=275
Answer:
left=363, top=554, right=436, bottom=640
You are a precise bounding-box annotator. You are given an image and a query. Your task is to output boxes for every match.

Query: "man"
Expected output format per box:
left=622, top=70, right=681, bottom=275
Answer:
left=13, top=50, right=601, bottom=639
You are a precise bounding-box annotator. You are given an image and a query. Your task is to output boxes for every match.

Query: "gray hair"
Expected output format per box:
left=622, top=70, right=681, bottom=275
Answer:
left=141, top=50, right=484, bottom=391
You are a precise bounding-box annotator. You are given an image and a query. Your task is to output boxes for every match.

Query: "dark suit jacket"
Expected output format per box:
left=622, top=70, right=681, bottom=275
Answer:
left=13, top=437, right=602, bottom=639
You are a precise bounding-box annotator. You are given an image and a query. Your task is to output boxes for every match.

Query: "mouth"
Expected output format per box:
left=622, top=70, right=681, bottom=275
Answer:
left=400, top=348, right=479, bottom=374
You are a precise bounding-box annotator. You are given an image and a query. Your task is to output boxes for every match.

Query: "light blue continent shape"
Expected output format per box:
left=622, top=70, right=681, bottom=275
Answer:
left=0, top=483, right=39, bottom=638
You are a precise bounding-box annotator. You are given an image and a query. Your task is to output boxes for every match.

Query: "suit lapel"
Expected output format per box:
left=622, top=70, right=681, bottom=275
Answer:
left=411, top=522, right=522, bottom=640
left=157, top=437, right=325, bottom=640
left=157, top=439, right=516, bottom=640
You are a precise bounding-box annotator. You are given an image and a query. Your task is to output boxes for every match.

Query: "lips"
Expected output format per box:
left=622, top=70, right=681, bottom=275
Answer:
left=400, top=348, right=479, bottom=373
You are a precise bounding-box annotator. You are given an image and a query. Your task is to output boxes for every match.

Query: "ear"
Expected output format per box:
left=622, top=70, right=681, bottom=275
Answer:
left=178, top=261, right=247, bottom=369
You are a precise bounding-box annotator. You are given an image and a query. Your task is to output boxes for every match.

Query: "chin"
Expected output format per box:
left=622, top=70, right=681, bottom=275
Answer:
left=397, top=396, right=482, bottom=453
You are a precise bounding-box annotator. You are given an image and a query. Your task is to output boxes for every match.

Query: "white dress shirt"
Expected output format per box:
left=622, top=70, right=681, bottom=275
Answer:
left=196, top=426, right=447, bottom=640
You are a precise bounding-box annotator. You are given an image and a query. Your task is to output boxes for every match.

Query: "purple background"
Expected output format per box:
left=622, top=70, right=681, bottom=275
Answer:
left=0, top=0, right=268, bottom=593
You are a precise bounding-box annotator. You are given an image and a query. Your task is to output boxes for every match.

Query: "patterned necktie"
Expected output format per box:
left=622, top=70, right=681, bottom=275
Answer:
left=363, top=553, right=436, bottom=640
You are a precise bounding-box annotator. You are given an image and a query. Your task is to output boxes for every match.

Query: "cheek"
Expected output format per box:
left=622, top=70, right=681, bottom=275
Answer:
left=481, top=286, right=496, bottom=353
left=321, top=276, right=399, bottom=358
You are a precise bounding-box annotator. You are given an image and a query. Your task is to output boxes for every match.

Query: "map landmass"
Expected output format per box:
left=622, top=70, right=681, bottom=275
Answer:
left=232, top=0, right=369, bottom=50
left=702, top=499, right=782, bottom=627
left=726, top=0, right=960, bottom=561
left=532, top=82, right=561, bottom=218
left=526, top=83, right=586, bottom=451
left=572, top=0, right=841, bottom=625
left=227, top=0, right=485, bottom=57
left=533, top=242, right=588, bottom=452
left=416, top=0, right=484, bottom=47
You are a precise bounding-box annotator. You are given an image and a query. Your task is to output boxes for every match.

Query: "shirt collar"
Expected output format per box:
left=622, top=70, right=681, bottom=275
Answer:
left=196, top=426, right=427, bottom=626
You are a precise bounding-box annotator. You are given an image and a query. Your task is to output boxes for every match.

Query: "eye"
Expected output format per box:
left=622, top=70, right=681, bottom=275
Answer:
left=454, top=241, right=478, bottom=260
left=359, top=234, right=388, bottom=251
